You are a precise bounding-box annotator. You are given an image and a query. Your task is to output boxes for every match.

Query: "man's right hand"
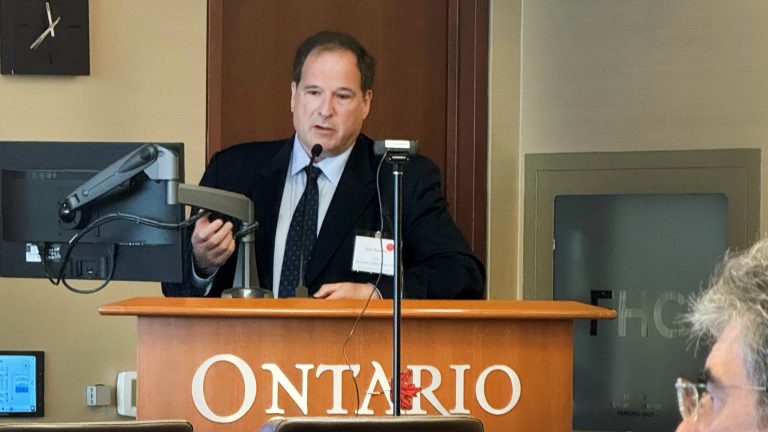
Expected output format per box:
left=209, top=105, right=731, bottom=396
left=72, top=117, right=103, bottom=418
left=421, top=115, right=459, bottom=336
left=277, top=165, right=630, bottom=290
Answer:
left=191, top=214, right=236, bottom=277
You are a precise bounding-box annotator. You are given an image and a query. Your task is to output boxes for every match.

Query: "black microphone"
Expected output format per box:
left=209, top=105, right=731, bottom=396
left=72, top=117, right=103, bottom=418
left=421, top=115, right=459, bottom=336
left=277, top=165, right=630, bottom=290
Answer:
left=295, top=143, right=323, bottom=297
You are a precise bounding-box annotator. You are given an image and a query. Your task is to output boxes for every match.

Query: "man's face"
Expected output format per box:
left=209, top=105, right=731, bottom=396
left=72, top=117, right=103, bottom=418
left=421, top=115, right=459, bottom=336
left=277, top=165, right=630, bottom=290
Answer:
left=291, top=48, right=372, bottom=159
left=676, top=323, right=767, bottom=431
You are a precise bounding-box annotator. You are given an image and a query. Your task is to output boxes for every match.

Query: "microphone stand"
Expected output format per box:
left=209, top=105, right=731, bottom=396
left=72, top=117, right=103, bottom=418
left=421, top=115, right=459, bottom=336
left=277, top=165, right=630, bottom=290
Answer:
left=294, top=144, right=323, bottom=298
left=388, top=151, right=409, bottom=416
left=373, top=140, right=418, bottom=416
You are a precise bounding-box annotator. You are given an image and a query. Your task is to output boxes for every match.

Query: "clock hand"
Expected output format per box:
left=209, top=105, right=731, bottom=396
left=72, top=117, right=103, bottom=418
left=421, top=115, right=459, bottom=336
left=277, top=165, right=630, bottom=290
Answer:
left=45, top=2, right=56, bottom=38
left=29, top=16, right=61, bottom=50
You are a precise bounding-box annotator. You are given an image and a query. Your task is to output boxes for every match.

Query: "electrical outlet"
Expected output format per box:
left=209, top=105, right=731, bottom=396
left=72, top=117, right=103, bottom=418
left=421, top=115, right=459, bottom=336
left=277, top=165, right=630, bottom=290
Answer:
left=86, top=384, right=111, bottom=406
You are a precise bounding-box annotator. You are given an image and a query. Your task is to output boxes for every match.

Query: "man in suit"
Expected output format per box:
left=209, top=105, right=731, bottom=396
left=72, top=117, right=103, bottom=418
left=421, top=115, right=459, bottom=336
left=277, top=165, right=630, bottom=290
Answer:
left=675, top=238, right=768, bottom=431
left=163, top=31, right=484, bottom=299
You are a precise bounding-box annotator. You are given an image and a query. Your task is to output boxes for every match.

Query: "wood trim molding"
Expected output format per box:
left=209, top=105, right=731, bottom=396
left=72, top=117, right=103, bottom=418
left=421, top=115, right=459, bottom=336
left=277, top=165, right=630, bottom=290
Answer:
left=446, top=0, right=488, bottom=261
left=205, top=0, right=222, bottom=163
left=100, top=297, right=617, bottom=320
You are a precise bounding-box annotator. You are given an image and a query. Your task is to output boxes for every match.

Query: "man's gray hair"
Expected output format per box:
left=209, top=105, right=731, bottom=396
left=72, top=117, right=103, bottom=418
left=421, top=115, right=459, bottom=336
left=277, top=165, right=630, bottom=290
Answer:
left=684, top=238, right=768, bottom=416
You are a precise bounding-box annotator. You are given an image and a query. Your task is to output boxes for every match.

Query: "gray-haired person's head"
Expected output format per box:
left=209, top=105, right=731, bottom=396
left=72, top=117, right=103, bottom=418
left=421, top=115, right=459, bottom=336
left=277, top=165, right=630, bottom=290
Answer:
left=684, top=238, right=768, bottom=419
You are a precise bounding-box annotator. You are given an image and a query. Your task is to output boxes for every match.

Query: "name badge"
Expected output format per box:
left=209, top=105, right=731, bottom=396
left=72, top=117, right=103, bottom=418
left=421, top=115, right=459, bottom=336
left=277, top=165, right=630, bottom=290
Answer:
left=352, top=234, right=394, bottom=276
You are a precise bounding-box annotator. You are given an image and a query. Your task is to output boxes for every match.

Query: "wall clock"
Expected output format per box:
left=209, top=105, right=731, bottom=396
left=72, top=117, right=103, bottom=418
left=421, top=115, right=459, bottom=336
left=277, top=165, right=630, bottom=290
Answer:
left=0, top=0, right=89, bottom=75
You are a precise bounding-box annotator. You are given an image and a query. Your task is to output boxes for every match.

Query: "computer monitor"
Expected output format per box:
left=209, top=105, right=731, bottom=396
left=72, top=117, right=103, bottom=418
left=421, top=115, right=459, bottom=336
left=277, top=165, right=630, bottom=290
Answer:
left=0, top=142, right=187, bottom=286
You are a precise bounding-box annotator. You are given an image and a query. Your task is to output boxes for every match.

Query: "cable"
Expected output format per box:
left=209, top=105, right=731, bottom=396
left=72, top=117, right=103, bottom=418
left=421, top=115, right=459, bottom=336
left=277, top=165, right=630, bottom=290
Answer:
left=341, top=151, right=391, bottom=415
left=41, top=211, right=204, bottom=294
left=234, top=221, right=258, bottom=240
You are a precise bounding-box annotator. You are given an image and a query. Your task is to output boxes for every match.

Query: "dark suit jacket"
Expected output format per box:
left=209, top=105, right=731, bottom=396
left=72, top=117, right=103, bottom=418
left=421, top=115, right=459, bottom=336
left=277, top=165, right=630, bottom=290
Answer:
left=162, top=135, right=484, bottom=299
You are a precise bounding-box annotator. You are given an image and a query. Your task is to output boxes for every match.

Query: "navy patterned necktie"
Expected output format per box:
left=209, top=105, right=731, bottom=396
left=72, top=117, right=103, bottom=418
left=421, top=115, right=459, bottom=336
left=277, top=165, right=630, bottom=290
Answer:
left=278, top=165, right=322, bottom=297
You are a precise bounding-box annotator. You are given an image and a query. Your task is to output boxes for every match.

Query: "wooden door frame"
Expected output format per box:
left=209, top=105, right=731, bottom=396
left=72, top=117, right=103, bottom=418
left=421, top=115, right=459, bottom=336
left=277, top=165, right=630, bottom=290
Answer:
left=205, top=0, right=488, bottom=261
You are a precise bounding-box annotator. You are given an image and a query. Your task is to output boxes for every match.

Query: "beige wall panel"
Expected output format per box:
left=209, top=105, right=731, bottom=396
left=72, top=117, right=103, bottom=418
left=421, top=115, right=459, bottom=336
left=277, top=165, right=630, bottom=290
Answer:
left=488, top=0, right=522, bottom=299
left=0, top=0, right=207, bottom=421
left=519, top=1, right=768, bottom=228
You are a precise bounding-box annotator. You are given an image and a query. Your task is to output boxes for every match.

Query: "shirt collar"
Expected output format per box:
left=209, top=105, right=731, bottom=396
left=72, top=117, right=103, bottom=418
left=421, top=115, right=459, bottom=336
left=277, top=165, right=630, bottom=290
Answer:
left=290, top=135, right=354, bottom=187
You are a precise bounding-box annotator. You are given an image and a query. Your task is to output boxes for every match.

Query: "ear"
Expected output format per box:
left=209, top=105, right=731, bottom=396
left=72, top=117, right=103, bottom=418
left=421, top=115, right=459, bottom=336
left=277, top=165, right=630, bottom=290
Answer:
left=290, top=82, right=298, bottom=112
left=361, top=89, right=373, bottom=120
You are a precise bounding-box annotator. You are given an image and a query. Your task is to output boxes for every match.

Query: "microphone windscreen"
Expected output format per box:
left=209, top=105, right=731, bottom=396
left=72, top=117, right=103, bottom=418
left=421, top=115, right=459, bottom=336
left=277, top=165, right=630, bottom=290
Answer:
left=311, top=144, right=323, bottom=158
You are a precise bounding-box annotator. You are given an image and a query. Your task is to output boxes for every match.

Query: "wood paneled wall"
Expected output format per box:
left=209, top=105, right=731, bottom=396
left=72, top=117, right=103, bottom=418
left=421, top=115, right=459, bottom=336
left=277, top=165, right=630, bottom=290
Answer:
left=206, top=0, right=488, bottom=261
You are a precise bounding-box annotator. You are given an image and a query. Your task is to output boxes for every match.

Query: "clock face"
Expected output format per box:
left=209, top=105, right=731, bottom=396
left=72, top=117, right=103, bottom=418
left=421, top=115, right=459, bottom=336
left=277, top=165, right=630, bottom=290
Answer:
left=0, top=0, right=90, bottom=75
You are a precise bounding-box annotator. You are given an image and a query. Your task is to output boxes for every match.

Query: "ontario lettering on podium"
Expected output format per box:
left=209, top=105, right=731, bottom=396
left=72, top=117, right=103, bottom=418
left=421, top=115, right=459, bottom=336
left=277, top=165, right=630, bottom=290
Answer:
left=190, top=355, right=522, bottom=423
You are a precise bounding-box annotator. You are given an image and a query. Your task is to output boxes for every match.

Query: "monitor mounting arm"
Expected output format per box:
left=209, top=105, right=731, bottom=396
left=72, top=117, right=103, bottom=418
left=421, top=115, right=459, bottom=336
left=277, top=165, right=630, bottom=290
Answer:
left=58, top=143, right=267, bottom=296
left=59, top=144, right=178, bottom=221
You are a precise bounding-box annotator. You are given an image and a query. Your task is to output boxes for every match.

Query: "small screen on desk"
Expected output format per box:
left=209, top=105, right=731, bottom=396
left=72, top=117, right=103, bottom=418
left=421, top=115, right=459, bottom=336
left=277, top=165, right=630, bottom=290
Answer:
left=0, top=351, right=44, bottom=417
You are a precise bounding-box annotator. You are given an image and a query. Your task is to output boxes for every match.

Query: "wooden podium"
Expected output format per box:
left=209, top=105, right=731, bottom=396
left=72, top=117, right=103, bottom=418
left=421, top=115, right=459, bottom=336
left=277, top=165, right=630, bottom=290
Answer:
left=100, top=298, right=615, bottom=432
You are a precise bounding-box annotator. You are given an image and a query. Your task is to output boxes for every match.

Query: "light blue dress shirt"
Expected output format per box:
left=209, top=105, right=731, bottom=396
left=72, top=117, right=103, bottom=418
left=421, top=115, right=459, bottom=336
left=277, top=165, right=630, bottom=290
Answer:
left=271, top=137, right=352, bottom=296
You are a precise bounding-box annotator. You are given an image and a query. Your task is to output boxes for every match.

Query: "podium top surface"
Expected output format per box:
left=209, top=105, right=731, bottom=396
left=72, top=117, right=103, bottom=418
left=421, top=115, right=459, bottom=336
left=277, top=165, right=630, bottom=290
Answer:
left=99, top=297, right=616, bottom=320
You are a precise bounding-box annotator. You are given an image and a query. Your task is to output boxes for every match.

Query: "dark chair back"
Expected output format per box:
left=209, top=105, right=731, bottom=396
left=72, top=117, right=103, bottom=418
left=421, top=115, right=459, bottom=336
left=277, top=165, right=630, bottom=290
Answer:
left=0, top=420, right=193, bottom=432
left=259, top=416, right=484, bottom=432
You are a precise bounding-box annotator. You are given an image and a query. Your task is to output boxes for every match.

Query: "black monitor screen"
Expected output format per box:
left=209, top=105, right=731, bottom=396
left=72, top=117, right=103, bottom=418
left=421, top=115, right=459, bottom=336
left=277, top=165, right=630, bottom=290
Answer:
left=0, top=142, right=187, bottom=284
left=0, top=351, right=44, bottom=417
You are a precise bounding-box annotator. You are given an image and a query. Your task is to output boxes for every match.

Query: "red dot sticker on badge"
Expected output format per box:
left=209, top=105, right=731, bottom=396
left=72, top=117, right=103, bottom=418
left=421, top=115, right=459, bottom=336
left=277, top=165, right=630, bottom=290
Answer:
left=386, top=243, right=395, bottom=252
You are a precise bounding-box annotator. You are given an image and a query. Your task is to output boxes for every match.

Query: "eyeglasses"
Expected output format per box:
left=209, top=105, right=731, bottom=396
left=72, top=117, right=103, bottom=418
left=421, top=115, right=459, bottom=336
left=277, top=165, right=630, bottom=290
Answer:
left=675, top=378, right=709, bottom=421
left=675, top=377, right=767, bottom=422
